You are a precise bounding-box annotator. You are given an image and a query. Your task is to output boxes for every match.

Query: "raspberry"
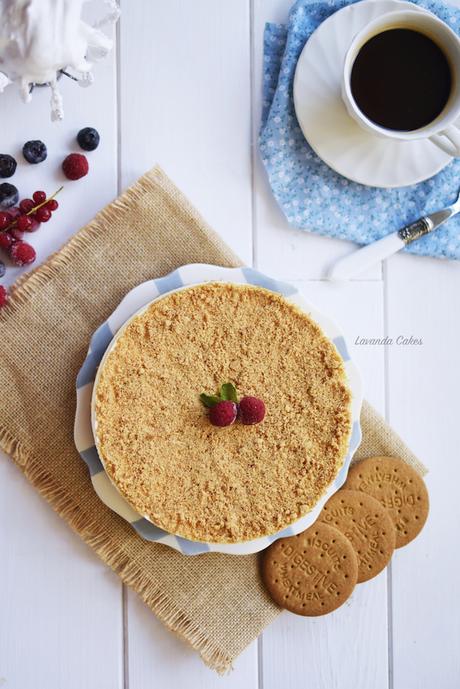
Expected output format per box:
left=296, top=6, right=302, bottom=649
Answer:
left=0, top=232, right=14, bottom=251
left=209, top=400, right=238, bottom=427
left=36, top=207, right=51, bottom=222
left=46, top=199, right=59, bottom=211
left=10, top=241, right=36, bottom=266
left=33, top=190, right=46, bottom=204
left=62, top=153, right=89, bottom=180
left=17, top=214, right=32, bottom=231
left=238, top=397, right=266, bottom=425
left=0, top=285, right=8, bottom=307
left=19, top=198, right=34, bottom=214
left=0, top=212, right=11, bottom=230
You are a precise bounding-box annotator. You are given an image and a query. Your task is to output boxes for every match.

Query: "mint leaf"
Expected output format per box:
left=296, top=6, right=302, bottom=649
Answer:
left=200, top=393, right=221, bottom=408
left=220, top=383, right=238, bottom=403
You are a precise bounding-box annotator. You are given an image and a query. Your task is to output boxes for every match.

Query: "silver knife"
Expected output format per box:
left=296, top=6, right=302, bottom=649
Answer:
left=328, top=185, right=460, bottom=281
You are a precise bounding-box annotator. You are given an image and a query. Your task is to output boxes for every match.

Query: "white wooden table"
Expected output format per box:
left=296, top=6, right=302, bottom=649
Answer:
left=1, top=2, right=459, bottom=688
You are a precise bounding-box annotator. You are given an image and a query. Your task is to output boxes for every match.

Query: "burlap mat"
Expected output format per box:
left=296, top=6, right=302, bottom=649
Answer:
left=0, top=166, right=427, bottom=673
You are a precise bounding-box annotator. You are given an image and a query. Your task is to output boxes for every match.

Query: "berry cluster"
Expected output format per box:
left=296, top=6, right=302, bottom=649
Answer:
left=200, top=383, right=266, bottom=427
left=0, top=126, right=100, bottom=310
left=0, top=187, right=62, bottom=307
left=0, top=127, right=99, bottom=188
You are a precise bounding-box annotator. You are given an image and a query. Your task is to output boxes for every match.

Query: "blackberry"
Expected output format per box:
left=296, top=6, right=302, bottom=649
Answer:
left=0, top=260, right=5, bottom=278
left=0, top=154, right=17, bottom=178
left=0, top=183, right=19, bottom=208
left=77, top=127, right=100, bottom=151
left=23, top=140, right=48, bottom=164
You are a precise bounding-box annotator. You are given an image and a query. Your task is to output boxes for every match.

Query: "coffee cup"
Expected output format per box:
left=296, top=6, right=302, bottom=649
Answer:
left=342, top=10, right=460, bottom=157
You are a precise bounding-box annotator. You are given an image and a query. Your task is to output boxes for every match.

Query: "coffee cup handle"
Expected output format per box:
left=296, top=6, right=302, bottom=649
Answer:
left=429, top=124, right=460, bottom=157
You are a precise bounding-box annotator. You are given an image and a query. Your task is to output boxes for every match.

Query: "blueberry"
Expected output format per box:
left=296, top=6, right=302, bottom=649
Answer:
left=23, top=140, right=47, bottom=164
left=77, top=127, right=100, bottom=151
left=0, top=183, right=19, bottom=208
left=0, top=154, right=17, bottom=178
left=0, top=261, right=5, bottom=278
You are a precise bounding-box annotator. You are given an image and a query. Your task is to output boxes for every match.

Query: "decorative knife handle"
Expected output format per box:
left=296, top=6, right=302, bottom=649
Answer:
left=397, top=217, right=433, bottom=244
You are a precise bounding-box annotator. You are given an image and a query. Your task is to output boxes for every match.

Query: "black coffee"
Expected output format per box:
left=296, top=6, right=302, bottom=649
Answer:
left=350, top=28, right=452, bottom=131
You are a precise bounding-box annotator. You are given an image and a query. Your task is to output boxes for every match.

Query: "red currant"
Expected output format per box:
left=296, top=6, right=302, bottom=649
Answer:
left=0, top=285, right=8, bottom=308
left=32, top=190, right=47, bottom=204
left=8, top=207, right=20, bottom=220
left=28, top=216, right=41, bottom=232
left=36, top=207, right=51, bottom=223
left=46, top=199, right=59, bottom=211
left=17, top=214, right=32, bottom=232
left=19, top=198, right=34, bottom=214
left=0, top=212, right=11, bottom=230
left=10, top=227, right=24, bottom=241
left=0, top=232, right=14, bottom=251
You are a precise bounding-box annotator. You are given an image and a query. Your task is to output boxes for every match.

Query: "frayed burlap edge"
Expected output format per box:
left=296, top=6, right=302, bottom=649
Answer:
left=356, top=401, right=427, bottom=477
left=1, top=166, right=239, bottom=320
left=0, top=425, right=234, bottom=673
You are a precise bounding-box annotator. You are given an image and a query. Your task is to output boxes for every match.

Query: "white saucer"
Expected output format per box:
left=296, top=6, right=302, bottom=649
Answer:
left=293, top=0, right=453, bottom=188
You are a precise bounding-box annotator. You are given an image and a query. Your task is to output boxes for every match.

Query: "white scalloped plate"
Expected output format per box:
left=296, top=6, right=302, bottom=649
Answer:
left=74, top=264, right=363, bottom=555
left=293, top=0, right=452, bottom=188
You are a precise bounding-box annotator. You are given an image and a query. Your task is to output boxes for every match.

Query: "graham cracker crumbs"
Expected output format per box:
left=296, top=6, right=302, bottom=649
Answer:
left=94, top=283, right=352, bottom=543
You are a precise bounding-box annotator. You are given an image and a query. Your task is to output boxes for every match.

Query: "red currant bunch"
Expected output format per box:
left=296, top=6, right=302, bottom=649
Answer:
left=0, top=186, right=62, bottom=306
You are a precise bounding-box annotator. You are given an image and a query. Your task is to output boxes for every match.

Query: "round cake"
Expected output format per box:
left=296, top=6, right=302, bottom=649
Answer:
left=94, top=282, right=352, bottom=543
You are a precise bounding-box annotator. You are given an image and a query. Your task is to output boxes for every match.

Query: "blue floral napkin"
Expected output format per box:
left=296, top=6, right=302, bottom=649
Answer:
left=260, top=0, right=460, bottom=259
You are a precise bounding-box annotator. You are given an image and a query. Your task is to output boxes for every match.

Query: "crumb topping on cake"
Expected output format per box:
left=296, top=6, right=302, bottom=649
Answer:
left=94, top=283, right=352, bottom=543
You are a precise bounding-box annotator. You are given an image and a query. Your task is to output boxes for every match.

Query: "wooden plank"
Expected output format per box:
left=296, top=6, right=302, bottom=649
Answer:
left=0, top=9, right=123, bottom=689
left=385, top=253, right=460, bottom=689
left=127, top=591, right=257, bottom=689
left=290, top=280, right=385, bottom=410
left=118, top=0, right=253, bottom=265
left=119, top=2, right=258, bottom=686
left=261, top=280, right=389, bottom=689
left=0, top=458, right=123, bottom=689
left=252, top=0, right=381, bottom=280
